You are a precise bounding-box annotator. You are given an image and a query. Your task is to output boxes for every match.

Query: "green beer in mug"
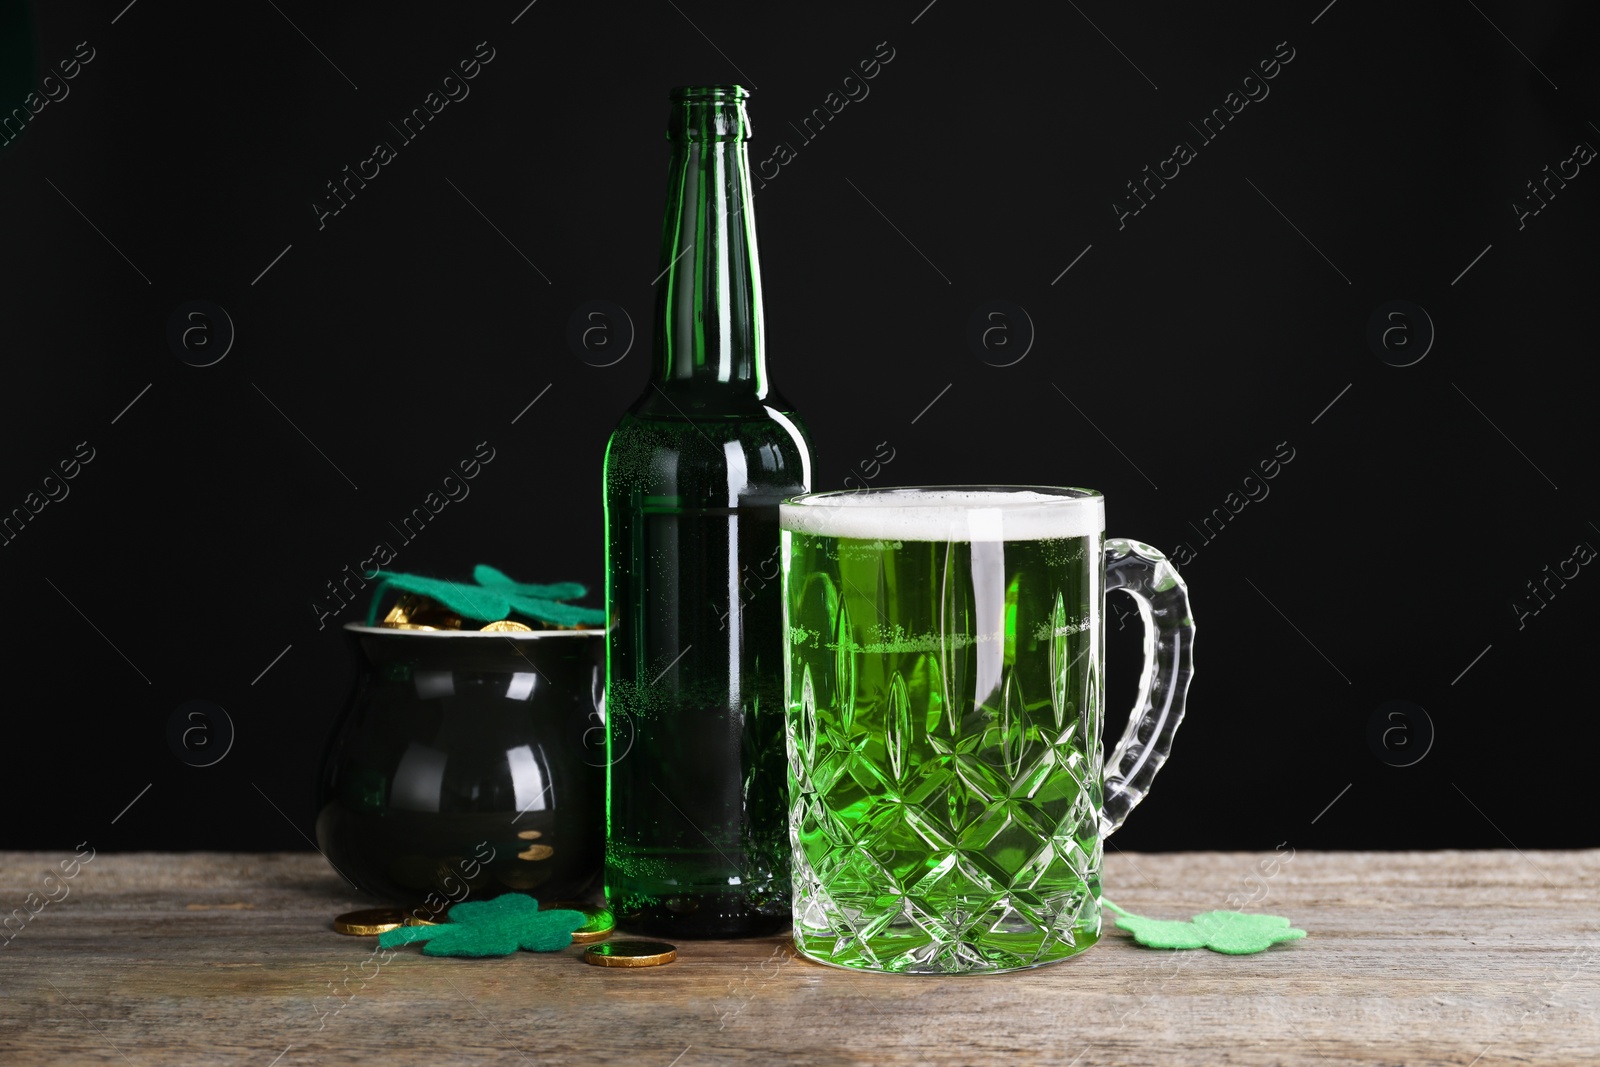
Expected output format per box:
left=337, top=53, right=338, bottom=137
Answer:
left=780, top=487, right=1195, bottom=974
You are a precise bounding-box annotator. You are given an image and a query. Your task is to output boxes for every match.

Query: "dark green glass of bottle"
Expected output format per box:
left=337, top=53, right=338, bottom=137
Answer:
left=603, top=85, right=812, bottom=938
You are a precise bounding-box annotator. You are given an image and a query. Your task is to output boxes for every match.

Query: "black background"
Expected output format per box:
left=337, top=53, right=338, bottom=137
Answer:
left=2, top=0, right=1595, bottom=855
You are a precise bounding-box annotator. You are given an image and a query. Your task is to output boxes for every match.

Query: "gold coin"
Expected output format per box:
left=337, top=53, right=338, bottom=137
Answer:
left=411, top=897, right=454, bottom=925
left=541, top=901, right=614, bottom=945
left=516, top=830, right=542, bottom=840
left=380, top=594, right=464, bottom=630
left=379, top=599, right=416, bottom=627
left=517, top=844, right=554, bottom=861
left=569, top=925, right=614, bottom=945
left=333, top=908, right=412, bottom=936
left=481, top=619, right=534, bottom=632
left=380, top=595, right=429, bottom=626
left=582, top=939, right=676, bottom=967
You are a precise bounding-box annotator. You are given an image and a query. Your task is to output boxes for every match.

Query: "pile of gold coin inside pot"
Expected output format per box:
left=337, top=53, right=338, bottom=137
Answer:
left=377, top=594, right=534, bottom=633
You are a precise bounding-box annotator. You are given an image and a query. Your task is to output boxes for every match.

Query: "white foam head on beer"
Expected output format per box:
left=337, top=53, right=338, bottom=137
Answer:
left=780, top=488, right=1104, bottom=542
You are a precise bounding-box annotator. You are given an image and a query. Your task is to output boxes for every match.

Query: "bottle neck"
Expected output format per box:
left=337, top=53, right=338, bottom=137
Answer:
left=653, top=89, right=767, bottom=396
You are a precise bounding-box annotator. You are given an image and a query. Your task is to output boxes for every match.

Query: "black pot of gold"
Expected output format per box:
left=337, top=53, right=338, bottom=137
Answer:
left=315, top=566, right=607, bottom=915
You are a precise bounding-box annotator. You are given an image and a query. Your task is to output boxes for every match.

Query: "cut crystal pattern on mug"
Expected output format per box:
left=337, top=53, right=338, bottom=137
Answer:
left=786, top=530, right=1103, bottom=973
left=782, top=489, right=1194, bottom=974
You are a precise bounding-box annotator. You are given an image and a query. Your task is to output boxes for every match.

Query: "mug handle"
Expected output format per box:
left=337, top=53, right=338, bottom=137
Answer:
left=1100, top=538, right=1196, bottom=837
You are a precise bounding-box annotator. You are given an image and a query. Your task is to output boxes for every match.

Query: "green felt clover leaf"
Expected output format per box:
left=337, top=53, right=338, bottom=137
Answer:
left=366, top=571, right=512, bottom=623
left=377, top=894, right=586, bottom=957
left=471, top=565, right=586, bottom=603
left=472, top=565, right=605, bottom=628
left=364, top=565, right=605, bottom=628
left=1104, top=900, right=1306, bottom=955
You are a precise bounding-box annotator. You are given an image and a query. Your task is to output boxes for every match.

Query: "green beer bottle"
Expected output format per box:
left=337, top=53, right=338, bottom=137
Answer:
left=603, top=85, right=812, bottom=937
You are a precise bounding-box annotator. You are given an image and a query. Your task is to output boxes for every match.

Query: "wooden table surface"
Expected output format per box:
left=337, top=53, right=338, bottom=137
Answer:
left=1, top=850, right=1595, bottom=1066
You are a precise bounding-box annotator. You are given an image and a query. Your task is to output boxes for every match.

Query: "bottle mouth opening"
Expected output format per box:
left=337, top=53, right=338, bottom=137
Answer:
left=670, top=84, right=749, bottom=101
left=666, top=85, right=751, bottom=142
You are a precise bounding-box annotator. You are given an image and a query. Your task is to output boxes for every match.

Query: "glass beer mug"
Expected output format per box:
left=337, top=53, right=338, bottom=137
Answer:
left=779, top=486, right=1195, bottom=974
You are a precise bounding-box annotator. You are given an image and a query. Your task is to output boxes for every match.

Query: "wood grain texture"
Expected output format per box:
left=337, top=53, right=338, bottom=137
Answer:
left=1, top=850, right=1596, bottom=1066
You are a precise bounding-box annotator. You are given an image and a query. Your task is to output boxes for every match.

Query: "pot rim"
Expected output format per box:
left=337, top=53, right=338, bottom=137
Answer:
left=343, top=622, right=606, bottom=639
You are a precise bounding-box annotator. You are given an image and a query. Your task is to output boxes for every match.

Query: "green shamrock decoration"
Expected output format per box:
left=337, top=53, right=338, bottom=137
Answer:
left=1104, top=900, right=1306, bottom=954
left=364, top=564, right=605, bottom=628
left=377, top=895, right=587, bottom=957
